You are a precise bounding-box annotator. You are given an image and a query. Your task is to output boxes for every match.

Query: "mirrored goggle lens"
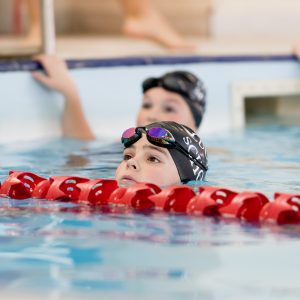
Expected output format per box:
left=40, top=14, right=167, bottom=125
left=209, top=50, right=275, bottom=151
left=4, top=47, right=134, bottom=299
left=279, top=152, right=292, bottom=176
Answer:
left=122, top=127, right=136, bottom=139
left=121, top=127, right=138, bottom=146
left=147, top=127, right=175, bottom=145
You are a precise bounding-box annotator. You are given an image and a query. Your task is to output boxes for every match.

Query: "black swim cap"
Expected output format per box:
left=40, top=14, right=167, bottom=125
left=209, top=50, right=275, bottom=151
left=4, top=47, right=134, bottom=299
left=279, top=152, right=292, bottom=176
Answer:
left=142, top=71, right=206, bottom=128
left=147, top=121, right=208, bottom=183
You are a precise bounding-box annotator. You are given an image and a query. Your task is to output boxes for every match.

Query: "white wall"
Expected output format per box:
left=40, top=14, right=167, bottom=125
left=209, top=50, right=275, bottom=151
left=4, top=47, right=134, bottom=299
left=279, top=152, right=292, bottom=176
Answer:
left=212, top=0, right=300, bottom=38
left=1, top=58, right=300, bottom=143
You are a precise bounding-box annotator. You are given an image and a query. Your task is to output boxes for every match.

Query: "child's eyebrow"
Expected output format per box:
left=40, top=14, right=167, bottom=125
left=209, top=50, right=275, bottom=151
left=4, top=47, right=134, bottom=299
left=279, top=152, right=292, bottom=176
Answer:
left=143, top=145, right=168, bottom=157
left=143, top=95, right=152, bottom=101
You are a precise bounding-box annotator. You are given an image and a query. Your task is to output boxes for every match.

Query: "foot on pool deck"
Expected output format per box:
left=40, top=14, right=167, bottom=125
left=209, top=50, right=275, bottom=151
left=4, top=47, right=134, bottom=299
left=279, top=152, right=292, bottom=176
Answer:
left=122, top=13, right=197, bottom=51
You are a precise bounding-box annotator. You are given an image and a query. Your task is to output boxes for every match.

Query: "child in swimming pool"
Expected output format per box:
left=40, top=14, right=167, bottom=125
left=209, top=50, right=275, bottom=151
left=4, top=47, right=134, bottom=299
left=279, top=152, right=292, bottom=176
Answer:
left=32, top=55, right=206, bottom=139
left=137, top=69, right=206, bottom=131
left=115, top=121, right=208, bottom=186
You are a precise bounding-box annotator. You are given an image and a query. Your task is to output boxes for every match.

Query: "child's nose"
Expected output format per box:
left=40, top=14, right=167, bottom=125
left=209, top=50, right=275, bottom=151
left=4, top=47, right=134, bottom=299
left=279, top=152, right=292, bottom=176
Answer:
left=126, top=158, right=139, bottom=171
left=147, top=116, right=158, bottom=123
left=146, top=111, right=159, bottom=123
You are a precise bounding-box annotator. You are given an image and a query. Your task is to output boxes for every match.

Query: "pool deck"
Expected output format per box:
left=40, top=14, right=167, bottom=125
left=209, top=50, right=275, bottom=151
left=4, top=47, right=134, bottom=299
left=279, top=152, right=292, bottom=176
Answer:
left=0, top=35, right=298, bottom=59
left=57, top=36, right=295, bottom=58
left=56, top=36, right=296, bottom=59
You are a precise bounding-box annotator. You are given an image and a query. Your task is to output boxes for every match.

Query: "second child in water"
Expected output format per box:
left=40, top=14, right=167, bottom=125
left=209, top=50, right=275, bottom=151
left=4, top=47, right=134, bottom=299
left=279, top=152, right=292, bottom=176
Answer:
left=32, top=55, right=206, bottom=140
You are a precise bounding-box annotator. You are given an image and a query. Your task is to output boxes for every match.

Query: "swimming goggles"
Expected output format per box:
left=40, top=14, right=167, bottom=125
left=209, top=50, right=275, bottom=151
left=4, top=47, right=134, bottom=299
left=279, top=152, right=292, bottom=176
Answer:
left=121, top=126, right=208, bottom=171
left=142, top=73, right=203, bottom=103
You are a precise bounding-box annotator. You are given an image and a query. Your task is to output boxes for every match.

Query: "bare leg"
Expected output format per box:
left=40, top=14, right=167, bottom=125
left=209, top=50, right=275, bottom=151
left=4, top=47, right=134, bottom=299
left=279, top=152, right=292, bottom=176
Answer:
left=26, top=0, right=41, bottom=46
left=294, top=41, right=300, bottom=59
left=120, top=0, right=195, bottom=50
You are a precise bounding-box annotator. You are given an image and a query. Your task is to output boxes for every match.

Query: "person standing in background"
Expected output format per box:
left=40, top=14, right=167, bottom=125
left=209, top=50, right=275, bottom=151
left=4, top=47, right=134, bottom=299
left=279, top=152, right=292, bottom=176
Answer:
left=0, top=0, right=41, bottom=46
left=1, top=0, right=195, bottom=50
left=120, top=0, right=195, bottom=50
left=294, top=41, right=300, bottom=59
left=26, top=0, right=41, bottom=46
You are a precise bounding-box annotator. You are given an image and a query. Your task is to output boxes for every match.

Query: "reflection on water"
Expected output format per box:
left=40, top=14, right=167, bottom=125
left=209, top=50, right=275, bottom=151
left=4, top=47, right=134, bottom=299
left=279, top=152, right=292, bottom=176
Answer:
left=0, top=126, right=300, bottom=299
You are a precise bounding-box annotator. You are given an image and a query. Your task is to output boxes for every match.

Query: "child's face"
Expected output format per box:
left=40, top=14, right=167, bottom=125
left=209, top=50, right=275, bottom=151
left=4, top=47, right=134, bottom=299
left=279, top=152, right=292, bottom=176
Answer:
left=136, top=87, right=196, bottom=131
left=115, top=134, right=180, bottom=187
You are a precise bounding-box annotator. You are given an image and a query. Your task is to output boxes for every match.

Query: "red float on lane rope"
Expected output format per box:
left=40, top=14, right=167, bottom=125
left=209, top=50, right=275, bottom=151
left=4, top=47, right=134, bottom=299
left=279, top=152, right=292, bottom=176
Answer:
left=45, top=176, right=90, bottom=201
left=108, top=183, right=161, bottom=210
left=186, top=186, right=237, bottom=216
left=76, top=179, right=118, bottom=205
left=259, top=193, right=300, bottom=225
left=32, top=179, right=51, bottom=199
left=148, top=185, right=195, bottom=213
left=0, top=171, right=47, bottom=200
left=219, top=192, right=269, bottom=222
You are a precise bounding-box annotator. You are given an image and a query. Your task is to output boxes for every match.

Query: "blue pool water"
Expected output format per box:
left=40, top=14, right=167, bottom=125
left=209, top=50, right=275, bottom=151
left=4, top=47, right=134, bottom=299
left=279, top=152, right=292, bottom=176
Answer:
left=0, top=125, right=300, bottom=299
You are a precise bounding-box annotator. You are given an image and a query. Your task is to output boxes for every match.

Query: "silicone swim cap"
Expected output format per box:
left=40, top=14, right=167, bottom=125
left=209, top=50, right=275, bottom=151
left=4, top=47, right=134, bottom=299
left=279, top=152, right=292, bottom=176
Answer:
left=146, top=121, right=208, bottom=182
left=142, top=71, right=206, bottom=128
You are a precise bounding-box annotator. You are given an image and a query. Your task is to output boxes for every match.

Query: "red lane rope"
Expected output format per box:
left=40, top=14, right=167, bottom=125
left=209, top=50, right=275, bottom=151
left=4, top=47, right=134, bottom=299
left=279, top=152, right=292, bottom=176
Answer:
left=1, top=171, right=300, bottom=226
